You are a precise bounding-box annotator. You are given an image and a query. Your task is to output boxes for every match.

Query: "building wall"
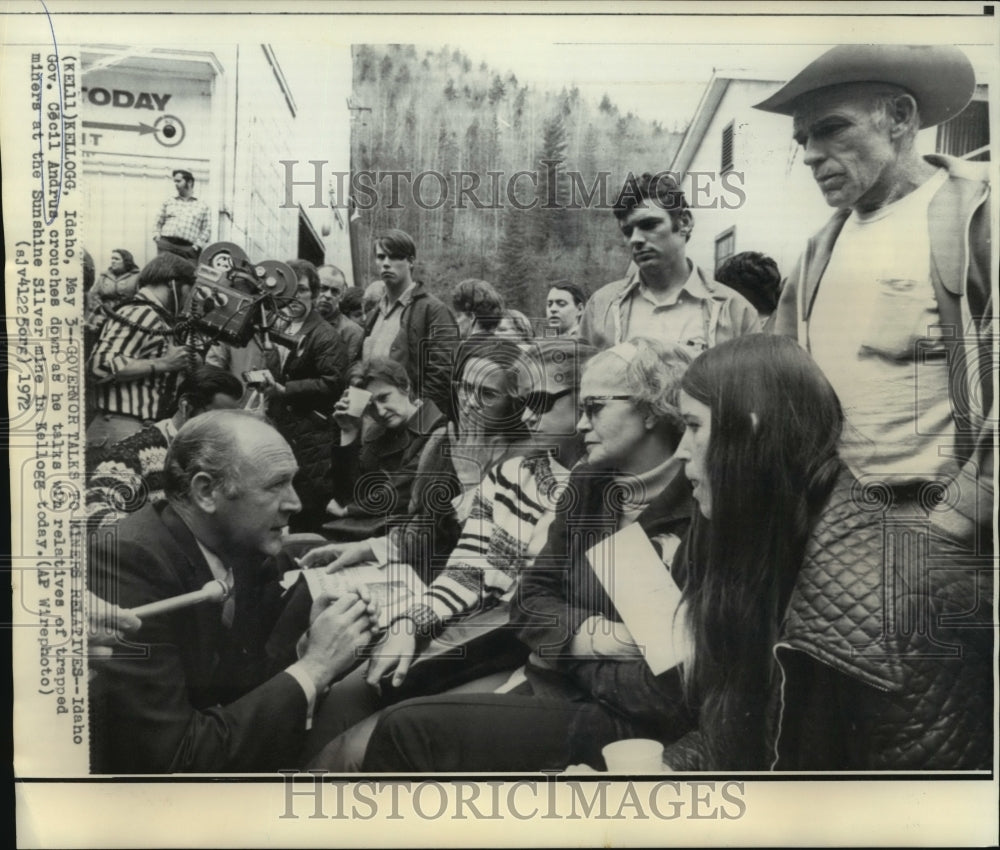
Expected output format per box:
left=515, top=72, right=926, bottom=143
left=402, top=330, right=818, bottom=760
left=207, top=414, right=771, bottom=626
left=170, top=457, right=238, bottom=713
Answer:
left=678, top=78, right=836, bottom=281
left=80, top=49, right=223, bottom=273
left=81, top=44, right=353, bottom=282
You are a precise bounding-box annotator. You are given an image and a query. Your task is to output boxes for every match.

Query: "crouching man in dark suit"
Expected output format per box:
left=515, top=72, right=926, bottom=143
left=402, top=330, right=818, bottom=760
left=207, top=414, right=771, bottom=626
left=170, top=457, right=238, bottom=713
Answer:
left=88, top=409, right=378, bottom=773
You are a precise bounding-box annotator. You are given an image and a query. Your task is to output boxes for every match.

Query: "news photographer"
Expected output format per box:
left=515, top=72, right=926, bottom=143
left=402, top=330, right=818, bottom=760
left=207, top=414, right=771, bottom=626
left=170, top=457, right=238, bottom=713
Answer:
left=262, top=259, right=354, bottom=532
left=88, top=253, right=196, bottom=449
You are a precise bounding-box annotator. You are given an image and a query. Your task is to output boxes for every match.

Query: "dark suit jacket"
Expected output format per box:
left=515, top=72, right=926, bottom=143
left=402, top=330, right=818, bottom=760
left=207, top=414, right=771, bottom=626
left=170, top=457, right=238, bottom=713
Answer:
left=88, top=502, right=309, bottom=773
left=278, top=308, right=350, bottom=411
left=270, top=308, right=350, bottom=528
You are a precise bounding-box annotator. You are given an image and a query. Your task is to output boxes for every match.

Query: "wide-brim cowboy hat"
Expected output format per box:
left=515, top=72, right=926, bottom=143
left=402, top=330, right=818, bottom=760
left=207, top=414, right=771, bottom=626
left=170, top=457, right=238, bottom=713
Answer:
left=753, top=44, right=976, bottom=128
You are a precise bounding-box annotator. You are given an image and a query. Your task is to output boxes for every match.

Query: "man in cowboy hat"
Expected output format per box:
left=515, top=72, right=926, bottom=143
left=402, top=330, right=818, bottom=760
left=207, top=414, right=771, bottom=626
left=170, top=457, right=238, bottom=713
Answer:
left=758, top=44, right=992, bottom=548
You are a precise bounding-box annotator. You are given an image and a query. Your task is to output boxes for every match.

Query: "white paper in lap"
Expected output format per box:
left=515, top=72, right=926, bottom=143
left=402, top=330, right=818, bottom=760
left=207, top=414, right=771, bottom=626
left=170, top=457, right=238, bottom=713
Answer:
left=585, top=523, right=692, bottom=675
left=286, top=561, right=428, bottom=631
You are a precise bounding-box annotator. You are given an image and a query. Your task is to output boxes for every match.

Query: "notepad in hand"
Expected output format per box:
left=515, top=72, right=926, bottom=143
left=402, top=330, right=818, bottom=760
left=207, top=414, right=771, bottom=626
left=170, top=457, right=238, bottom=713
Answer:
left=585, top=523, right=691, bottom=675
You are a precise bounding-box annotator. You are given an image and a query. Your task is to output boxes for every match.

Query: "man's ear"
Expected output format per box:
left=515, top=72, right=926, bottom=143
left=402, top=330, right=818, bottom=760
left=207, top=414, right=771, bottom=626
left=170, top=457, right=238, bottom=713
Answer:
left=189, top=471, right=219, bottom=514
left=676, top=208, right=694, bottom=237
left=888, top=93, right=920, bottom=139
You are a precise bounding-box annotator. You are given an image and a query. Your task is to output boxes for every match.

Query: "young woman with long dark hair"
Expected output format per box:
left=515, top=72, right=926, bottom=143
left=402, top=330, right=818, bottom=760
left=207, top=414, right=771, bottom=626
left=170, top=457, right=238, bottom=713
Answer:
left=668, top=334, right=991, bottom=770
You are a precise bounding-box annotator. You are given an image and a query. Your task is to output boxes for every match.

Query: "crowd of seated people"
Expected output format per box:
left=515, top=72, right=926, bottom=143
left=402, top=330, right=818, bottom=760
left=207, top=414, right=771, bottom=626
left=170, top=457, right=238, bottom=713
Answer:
left=87, top=322, right=991, bottom=774
left=86, top=238, right=992, bottom=775
left=87, top=40, right=994, bottom=774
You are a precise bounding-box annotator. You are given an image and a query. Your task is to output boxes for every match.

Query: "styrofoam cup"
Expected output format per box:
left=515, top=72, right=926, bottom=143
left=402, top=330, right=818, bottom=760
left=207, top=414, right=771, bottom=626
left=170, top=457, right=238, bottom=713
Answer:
left=344, top=387, right=373, bottom=418
left=601, top=738, right=665, bottom=774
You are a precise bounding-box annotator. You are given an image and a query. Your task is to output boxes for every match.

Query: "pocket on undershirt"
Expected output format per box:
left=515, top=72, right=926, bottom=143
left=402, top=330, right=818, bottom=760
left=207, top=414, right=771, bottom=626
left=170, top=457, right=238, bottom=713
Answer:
left=859, top=278, right=936, bottom=360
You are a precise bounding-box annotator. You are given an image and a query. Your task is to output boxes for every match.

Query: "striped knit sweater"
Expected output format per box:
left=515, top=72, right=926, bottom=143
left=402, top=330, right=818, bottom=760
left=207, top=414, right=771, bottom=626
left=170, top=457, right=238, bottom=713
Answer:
left=401, top=452, right=571, bottom=636
left=91, top=292, right=176, bottom=421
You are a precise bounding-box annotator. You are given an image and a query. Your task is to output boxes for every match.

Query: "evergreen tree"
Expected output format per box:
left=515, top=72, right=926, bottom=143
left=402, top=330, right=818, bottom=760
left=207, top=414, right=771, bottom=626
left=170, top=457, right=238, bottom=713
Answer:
left=497, top=210, right=534, bottom=310
left=356, top=46, right=376, bottom=83
left=535, top=114, right=571, bottom=248
left=488, top=74, right=506, bottom=105
left=512, top=86, right=527, bottom=128
left=350, top=44, right=687, bottom=304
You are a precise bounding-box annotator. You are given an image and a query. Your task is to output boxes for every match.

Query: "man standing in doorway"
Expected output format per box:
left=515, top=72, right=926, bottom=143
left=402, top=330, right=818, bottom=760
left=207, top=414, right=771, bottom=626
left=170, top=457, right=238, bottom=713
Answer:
left=154, top=169, right=212, bottom=262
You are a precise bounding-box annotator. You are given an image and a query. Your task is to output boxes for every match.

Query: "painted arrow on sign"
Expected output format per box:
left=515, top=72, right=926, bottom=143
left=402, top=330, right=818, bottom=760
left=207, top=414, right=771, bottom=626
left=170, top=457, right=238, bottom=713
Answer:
left=82, top=120, right=156, bottom=134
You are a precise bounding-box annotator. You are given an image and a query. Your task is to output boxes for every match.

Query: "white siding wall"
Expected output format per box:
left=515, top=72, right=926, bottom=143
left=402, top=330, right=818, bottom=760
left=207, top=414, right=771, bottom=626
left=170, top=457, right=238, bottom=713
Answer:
left=81, top=44, right=354, bottom=280
left=80, top=56, right=218, bottom=272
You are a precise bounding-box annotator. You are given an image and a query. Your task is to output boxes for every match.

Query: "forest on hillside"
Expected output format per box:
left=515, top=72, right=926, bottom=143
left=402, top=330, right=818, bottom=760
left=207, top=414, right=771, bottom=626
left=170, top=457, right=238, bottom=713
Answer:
left=347, top=44, right=685, bottom=321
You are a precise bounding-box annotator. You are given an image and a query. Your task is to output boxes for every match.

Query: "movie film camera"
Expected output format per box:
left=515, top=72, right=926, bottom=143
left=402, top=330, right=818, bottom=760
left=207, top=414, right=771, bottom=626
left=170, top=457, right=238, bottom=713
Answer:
left=181, top=241, right=304, bottom=353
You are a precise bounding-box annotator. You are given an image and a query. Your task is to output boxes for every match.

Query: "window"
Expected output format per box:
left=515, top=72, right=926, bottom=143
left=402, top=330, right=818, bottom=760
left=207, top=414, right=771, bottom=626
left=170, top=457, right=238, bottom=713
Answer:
left=936, top=99, right=989, bottom=161
left=721, top=121, right=735, bottom=173
left=715, top=227, right=736, bottom=272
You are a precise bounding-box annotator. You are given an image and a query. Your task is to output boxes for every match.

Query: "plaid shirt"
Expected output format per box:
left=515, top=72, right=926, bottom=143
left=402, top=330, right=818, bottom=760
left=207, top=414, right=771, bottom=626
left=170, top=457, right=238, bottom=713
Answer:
left=91, top=293, right=174, bottom=420
left=155, top=195, right=211, bottom=248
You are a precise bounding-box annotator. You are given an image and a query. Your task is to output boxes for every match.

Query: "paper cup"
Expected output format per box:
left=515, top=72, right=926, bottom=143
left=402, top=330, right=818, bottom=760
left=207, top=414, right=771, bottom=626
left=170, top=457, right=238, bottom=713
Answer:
left=601, top=738, right=665, bottom=774
left=344, top=387, right=373, bottom=418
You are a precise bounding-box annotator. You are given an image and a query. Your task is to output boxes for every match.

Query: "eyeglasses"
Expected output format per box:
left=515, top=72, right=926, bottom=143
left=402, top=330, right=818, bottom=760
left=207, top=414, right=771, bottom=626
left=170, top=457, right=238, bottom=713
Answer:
left=580, top=395, right=634, bottom=420
left=522, top=387, right=573, bottom=415
left=453, top=380, right=507, bottom=407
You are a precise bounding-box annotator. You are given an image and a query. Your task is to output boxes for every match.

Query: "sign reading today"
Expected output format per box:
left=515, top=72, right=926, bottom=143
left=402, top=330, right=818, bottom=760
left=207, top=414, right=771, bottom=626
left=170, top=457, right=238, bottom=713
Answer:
left=81, top=64, right=211, bottom=151
left=81, top=87, right=172, bottom=110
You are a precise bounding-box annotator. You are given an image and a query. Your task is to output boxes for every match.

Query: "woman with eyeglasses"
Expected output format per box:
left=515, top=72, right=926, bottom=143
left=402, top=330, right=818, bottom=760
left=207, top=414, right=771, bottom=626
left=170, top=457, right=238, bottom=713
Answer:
left=301, top=338, right=597, bottom=770
left=384, top=339, right=596, bottom=675
left=360, top=338, right=699, bottom=772
left=662, top=335, right=991, bottom=770
left=445, top=335, right=533, bottom=503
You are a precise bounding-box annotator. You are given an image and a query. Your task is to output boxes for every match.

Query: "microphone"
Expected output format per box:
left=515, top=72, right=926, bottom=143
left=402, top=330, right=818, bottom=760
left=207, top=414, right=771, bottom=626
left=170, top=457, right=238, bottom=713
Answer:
left=129, top=580, right=231, bottom=619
